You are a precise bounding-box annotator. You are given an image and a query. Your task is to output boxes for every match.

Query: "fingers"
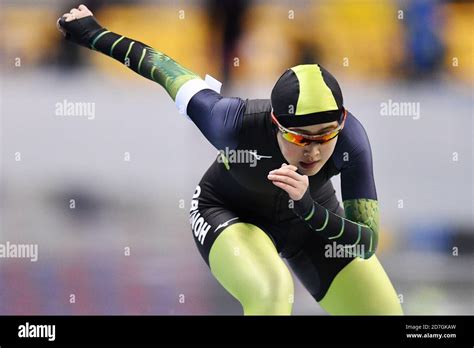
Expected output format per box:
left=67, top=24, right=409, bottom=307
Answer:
left=70, top=8, right=81, bottom=16
left=62, top=13, right=76, bottom=22
left=270, top=180, right=304, bottom=201
left=281, top=163, right=298, bottom=171
left=77, top=4, right=94, bottom=17
left=268, top=162, right=308, bottom=199
left=267, top=173, right=299, bottom=189
left=61, top=5, right=93, bottom=23
left=78, top=4, right=89, bottom=11
left=268, top=163, right=308, bottom=200
left=270, top=166, right=302, bottom=182
left=271, top=180, right=294, bottom=192
left=63, top=9, right=80, bottom=23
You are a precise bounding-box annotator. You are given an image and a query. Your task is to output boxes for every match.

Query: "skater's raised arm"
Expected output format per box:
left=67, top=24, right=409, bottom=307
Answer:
left=57, top=5, right=246, bottom=150
left=57, top=5, right=201, bottom=100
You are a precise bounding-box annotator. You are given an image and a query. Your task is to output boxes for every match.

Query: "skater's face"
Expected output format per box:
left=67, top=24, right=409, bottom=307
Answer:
left=276, top=120, right=341, bottom=176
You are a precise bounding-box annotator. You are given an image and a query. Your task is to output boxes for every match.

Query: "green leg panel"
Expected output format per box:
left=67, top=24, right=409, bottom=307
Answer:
left=319, top=255, right=403, bottom=315
left=209, top=222, right=294, bottom=315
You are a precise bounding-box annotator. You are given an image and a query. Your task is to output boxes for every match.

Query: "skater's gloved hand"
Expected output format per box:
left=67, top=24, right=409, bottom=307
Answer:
left=56, top=4, right=106, bottom=48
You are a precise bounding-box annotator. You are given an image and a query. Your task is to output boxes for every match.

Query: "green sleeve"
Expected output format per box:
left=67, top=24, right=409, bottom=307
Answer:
left=343, top=198, right=380, bottom=258
left=293, top=192, right=380, bottom=259
left=89, top=30, right=200, bottom=100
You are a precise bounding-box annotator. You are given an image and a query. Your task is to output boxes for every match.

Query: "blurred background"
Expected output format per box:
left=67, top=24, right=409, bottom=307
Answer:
left=0, top=0, right=472, bottom=315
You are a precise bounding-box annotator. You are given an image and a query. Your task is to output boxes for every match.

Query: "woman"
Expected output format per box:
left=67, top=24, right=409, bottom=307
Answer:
left=57, top=5, right=403, bottom=315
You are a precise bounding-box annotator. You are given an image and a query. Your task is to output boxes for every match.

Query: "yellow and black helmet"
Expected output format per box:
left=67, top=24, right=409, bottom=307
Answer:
left=271, top=64, right=344, bottom=127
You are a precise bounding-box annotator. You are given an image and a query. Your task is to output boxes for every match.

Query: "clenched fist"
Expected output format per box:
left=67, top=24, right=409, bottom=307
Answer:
left=56, top=4, right=105, bottom=48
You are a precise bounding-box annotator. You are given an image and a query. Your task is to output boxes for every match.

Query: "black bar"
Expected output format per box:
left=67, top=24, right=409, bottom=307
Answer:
left=0, top=315, right=472, bottom=346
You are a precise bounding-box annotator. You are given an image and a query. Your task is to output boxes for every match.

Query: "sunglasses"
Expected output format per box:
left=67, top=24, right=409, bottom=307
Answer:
left=271, top=109, right=347, bottom=146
